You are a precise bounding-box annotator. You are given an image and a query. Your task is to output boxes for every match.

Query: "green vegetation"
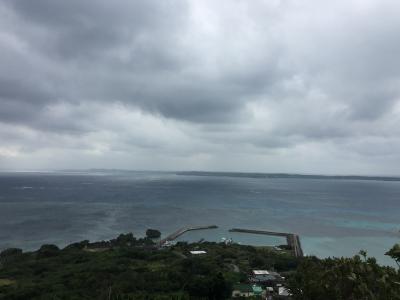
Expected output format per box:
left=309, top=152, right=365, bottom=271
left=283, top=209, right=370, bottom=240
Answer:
left=386, top=244, right=400, bottom=268
left=287, top=247, right=400, bottom=300
left=0, top=234, right=297, bottom=300
left=0, top=233, right=399, bottom=300
left=146, top=229, right=161, bottom=239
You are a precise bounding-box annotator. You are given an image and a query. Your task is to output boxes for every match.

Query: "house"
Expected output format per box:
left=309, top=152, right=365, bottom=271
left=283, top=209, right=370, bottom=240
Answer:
left=189, top=250, right=207, bottom=255
left=265, top=287, right=274, bottom=300
left=252, top=285, right=263, bottom=296
left=232, top=284, right=254, bottom=297
left=250, top=270, right=284, bottom=286
left=161, top=240, right=177, bottom=247
left=232, top=284, right=263, bottom=298
left=253, top=270, right=270, bottom=275
left=278, top=286, right=291, bottom=297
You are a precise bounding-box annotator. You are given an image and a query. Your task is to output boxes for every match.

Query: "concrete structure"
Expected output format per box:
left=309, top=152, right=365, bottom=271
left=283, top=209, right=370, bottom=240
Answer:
left=160, top=225, right=218, bottom=246
left=232, top=284, right=263, bottom=298
left=189, top=250, right=206, bottom=255
left=229, top=228, right=304, bottom=257
left=253, top=270, right=270, bottom=275
left=250, top=271, right=284, bottom=285
left=278, top=286, right=291, bottom=296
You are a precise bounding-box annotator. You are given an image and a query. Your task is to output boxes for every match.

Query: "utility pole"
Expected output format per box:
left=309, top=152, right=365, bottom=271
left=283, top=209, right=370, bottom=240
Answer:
left=108, top=285, right=112, bottom=300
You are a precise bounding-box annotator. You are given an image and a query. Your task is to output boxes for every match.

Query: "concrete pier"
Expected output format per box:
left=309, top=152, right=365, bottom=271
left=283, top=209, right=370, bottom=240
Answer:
left=160, top=225, right=218, bottom=245
left=229, top=228, right=304, bottom=257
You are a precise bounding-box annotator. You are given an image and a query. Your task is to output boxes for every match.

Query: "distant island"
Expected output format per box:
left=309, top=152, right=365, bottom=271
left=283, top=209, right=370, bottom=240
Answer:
left=48, top=169, right=400, bottom=182
left=0, top=229, right=399, bottom=299
left=176, top=171, right=400, bottom=182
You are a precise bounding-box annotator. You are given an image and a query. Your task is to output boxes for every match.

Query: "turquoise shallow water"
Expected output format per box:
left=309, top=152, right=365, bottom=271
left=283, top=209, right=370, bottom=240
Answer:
left=0, top=170, right=399, bottom=266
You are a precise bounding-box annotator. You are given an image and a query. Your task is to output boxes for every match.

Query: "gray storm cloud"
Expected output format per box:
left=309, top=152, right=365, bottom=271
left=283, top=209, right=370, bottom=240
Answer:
left=0, top=0, right=400, bottom=174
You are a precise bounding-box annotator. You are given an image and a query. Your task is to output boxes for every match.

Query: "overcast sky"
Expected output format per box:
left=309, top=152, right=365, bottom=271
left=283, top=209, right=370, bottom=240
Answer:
left=0, top=0, right=400, bottom=175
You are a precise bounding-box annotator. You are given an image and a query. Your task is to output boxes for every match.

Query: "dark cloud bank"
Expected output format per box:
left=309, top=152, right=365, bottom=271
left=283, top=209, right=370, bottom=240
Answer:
left=0, top=0, right=400, bottom=174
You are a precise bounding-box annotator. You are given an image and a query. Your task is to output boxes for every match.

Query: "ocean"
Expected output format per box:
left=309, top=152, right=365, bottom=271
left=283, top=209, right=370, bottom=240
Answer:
left=0, top=170, right=399, bottom=266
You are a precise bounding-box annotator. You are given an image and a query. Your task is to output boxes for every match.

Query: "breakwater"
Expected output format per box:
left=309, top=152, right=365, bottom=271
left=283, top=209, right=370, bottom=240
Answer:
left=160, top=225, right=218, bottom=245
left=229, top=228, right=304, bottom=257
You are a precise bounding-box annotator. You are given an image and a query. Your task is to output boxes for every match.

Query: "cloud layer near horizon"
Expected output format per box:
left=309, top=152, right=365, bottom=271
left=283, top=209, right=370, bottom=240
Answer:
left=1, top=0, right=400, bottom=174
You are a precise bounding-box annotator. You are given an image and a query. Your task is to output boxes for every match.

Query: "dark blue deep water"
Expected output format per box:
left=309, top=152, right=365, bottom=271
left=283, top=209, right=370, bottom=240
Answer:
left=0, top=171, right=399, bottom=266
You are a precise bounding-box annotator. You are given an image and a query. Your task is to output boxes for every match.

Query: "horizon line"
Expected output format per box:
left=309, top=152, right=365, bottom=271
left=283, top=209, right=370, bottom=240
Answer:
left=0, top=168, right=400, bottom=180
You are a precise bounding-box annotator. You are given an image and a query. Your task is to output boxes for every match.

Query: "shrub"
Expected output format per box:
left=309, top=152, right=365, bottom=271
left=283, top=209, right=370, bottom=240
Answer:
left=0, top=248, right=23, bottom=258
left=37, top=244, right=60, bottom=258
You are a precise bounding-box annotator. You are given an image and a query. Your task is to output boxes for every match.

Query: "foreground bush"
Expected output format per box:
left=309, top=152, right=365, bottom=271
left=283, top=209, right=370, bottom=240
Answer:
left=287, top=249, right=400, bottom=300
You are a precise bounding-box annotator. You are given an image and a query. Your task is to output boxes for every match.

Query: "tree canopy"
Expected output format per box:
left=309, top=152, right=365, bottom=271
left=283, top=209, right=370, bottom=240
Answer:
left=146, top=229, right=161, bottom=239
left=287, top=251, right=400, bottom=300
